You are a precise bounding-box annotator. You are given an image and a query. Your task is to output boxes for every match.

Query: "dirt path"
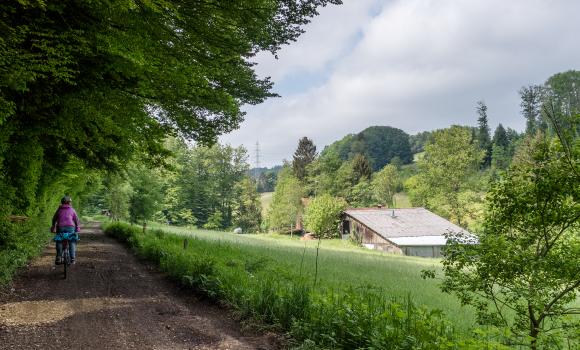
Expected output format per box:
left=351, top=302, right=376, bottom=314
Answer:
left=0, top=223, right=281, bottom=350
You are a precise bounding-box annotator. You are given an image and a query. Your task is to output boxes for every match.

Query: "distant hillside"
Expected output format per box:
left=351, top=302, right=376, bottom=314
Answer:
left=250, top=166, right=282, bottom=193
left=249, top=165, right=282, bottom=178
left=321, top=126, right=413, bottom=171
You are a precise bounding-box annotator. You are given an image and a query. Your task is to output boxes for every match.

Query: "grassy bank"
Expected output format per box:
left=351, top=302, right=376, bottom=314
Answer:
left=105, top=222, right=508, bottom=349
left=145, top=221, right=475, bottom=327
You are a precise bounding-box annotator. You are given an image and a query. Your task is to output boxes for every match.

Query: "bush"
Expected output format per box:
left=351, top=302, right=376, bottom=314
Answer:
left=303, top=194, right=347, bottom=238
left=0, top=216, right=51, bottom=286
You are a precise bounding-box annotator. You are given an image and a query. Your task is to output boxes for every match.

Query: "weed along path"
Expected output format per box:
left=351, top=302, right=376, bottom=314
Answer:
left=0, top=223, right=280, bottom=350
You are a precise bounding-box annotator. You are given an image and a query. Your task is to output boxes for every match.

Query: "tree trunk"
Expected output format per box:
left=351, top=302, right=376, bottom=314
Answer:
left=530, top=327, right=539, bottom=350
left=529, top=304, right=540, bottom=350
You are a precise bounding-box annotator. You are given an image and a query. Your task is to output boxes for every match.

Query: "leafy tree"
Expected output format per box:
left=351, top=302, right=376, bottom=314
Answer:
left=544, top=70, right=580, bottom=117
left=490, top=144, right=511, bottom=172
left=203, top=211, right=224, bottom=231
left=389, top=156, right=404, bottom=169
left=355, top=126, right=413, bottom=170
left=346, top=180, right=374, bottom=207
left=332, top=161, right=357, bottom=197
left=128, top=165, right=163, bottom=224
left=320, top=126, right=413, bottom=171
left=0, top=0, right=341, bottom=229
left=476, top=101, right=492, bottom=167
left=409, top=131, right=434, bottom=154
left=303, top=194, right=347, bottom=238
left=352, top=154, right=372, bottom=182
left=307, top=148, right=346, bottom=196
left=542, top=70, right=580, bottom=136
left=233, top=177, right=262, bottom=233
left=257, top=171, right=278, bottom=193
left=520, top=85, right=544, bottom=135
left=372, top=164, right=400, bottom=208
left=404, top=175, right=429, bottom=208
left=103, top=173, right=132, bottom=221
left=267, top=167, right=303, bottom=232
left=292, top=137, right=317, bottom=181
left=415, top=126, right=485, bottom=226
left=435, top=133, right=580, bottom=349
left=175, top=144, right=248, bottom=228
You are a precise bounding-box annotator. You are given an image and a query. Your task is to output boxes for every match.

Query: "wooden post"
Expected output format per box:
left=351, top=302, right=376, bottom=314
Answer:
left=7, top=215, right=29, bottom=223
left=143, top=222, right=147, bottom=233
left=183, top=239, right=189, bottom=250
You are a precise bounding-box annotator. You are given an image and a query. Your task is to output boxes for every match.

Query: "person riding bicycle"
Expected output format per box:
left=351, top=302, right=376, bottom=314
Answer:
left=50, top=196, right=80, bottom=265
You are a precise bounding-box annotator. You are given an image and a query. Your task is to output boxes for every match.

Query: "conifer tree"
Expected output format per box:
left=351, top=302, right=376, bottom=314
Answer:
left=292, top=137, right=317, bottom=181
left=476, top=101, right=492, bottom=167
left=352, top=154, right=373, bottom=182
left=492, top=124, right=509, bottom=149
left=491, top=123, right=511, bottom=171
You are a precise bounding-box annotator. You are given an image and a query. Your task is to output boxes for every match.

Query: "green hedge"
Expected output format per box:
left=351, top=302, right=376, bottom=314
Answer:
left=0, top=216, right=51, bottom=285
left=105, top=222, right=510, bottom=349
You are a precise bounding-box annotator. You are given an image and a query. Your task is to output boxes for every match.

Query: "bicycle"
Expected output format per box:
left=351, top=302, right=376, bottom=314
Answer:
left=54, top=231, right=76, bottom=279
left=60, top=238, right=72, bottom=279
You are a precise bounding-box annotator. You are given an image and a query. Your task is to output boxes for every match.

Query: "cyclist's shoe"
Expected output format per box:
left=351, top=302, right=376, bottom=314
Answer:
left=71, top=258, right=76, bottom=265
left=55, top=257, right=63, bottom=265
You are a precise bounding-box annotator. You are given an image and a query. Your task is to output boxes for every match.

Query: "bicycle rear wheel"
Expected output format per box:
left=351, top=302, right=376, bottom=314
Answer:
left=63, top=241, right=69, bottom=280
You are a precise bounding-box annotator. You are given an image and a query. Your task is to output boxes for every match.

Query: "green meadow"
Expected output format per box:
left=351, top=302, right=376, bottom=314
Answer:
left=144, top=221, right=476, bottom=328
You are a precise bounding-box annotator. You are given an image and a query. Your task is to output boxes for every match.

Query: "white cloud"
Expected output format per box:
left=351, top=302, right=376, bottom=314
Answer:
left=221, top=0, right=580, bottom=167
left=252, top=0, right=379, bottom=81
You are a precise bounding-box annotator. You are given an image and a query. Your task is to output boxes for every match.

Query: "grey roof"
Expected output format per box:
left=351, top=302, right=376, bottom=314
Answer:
left=344, top=208, right=467, bottom=242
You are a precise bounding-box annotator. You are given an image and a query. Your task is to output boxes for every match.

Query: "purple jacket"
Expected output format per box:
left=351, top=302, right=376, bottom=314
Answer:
left=51, top=204, right=80, bottom=232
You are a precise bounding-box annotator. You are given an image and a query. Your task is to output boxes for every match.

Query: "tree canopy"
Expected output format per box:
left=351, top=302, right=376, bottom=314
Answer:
left=410, top=126, right=485, bottom=227
left=436, top=131, right=579, bottom=349
left=320, top=126, right=412, bottom=171
left=0, top=0, right=341, bottom=214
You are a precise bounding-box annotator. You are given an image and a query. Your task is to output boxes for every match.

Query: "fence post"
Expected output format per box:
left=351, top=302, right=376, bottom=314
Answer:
left=143, top=222, right=147, bottom=233
left=183, top=239, right=189, bottom=250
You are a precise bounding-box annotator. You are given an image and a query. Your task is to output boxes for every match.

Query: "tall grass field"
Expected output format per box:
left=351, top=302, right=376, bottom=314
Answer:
left=104, top=222, right=522, bottom=349
left=147, top=221, right=474, bottom=326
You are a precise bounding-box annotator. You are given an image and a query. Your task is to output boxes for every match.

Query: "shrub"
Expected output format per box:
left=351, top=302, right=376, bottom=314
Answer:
left=303, top=194, right=347, bottom=238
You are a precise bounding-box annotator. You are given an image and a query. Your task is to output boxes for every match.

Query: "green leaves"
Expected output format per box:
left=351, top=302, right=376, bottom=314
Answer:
left=268, top=166, right=303, bottom=231
left=0, top=0, right=340, bottom=215
left=411, top=126, right=485, bottom=227
left=303, top=194, right=346, bottom=238
left=439, top=133, right=580, bottom=348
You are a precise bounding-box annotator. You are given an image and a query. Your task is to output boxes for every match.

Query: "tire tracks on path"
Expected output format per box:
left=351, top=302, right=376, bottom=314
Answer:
left=0, top=222, right=281, bottom=350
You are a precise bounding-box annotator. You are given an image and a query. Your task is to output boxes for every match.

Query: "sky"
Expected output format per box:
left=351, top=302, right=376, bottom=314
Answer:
left=220, top=0, right=580, bottom=168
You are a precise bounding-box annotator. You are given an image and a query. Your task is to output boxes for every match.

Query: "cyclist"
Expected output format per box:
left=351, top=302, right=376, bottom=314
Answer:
left=50, top=196, right=80, bottom=265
